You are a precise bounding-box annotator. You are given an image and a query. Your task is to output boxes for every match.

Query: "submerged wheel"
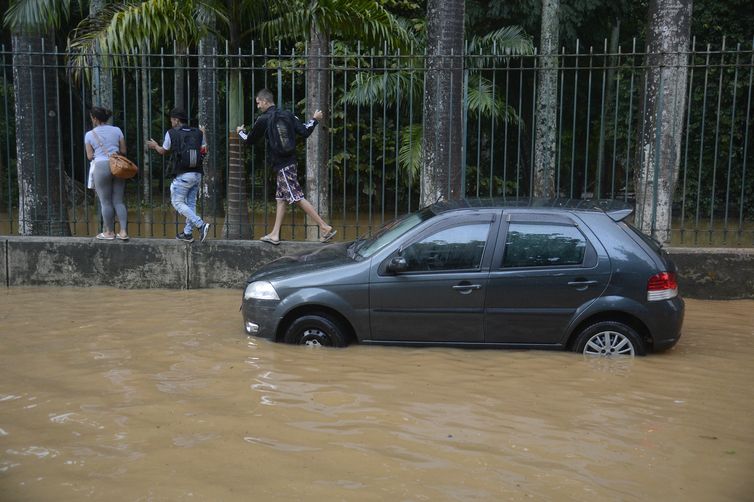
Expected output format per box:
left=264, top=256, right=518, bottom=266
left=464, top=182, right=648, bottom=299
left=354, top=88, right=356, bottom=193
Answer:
left=574, top=321, right=645, bottom=357
left=283, top=314, right=348, bottom=347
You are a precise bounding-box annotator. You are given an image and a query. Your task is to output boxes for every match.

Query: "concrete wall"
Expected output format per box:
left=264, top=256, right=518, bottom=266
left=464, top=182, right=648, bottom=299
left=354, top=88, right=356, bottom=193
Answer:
left=1, top=237, right=753, bottom=299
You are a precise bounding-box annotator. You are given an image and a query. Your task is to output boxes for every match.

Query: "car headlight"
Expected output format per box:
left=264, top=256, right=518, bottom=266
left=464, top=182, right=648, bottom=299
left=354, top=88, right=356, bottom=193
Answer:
left=244, top=281, right=280, bottom=301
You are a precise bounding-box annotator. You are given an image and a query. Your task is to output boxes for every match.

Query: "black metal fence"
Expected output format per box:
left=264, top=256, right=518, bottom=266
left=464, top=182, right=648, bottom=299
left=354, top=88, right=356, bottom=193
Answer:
left=1, top=39, right=752, bottom=245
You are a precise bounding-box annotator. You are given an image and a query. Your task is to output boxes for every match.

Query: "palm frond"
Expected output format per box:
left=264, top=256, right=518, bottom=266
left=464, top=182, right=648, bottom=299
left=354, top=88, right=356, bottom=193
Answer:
left=260, top=0, right=412, bottom=51
left=398, top=124, right=423, bottom=184
left=342, top=70, right=424, bottom=108
left=466, top=75, right=520, bottom=124
left=4, top=0, right=81, bottom=34
left=466, top=26, right=534, bottom=69
left=67, top=0, right=201, bottom=72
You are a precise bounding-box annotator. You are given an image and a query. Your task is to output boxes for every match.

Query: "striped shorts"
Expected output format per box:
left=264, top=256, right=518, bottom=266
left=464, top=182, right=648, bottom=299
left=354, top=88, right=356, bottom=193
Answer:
left=275, top=163, right=305, bottom=204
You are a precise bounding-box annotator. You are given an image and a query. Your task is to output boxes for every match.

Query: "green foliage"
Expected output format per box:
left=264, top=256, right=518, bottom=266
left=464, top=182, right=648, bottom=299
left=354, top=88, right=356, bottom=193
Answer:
left=67, top=0, right=218, bottom=70
left=692, top=0, right=754, bottom=48
left=260, top=0, right=413, bottom=51
left=4, top=0, right=84, bottom=34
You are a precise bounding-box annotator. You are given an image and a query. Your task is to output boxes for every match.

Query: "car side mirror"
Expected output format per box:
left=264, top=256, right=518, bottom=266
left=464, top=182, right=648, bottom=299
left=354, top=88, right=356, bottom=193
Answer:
left=385, top=256, right=408, bottom=274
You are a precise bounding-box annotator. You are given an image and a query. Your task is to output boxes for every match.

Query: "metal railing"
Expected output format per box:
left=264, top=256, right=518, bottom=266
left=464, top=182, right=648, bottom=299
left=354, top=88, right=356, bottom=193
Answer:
left=1, top=39, right=752, bottom=246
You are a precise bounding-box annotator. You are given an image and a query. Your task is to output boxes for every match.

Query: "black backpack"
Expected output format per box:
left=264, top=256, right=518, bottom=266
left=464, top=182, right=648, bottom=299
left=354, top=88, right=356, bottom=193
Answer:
left=266, top=109, right=296, bottom=156
left=169, top=127, right=204, bottom=173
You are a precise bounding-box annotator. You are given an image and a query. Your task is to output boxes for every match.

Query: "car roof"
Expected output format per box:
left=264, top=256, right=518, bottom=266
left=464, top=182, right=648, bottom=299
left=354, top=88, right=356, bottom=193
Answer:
left=431, top=197, right=634, bottom=222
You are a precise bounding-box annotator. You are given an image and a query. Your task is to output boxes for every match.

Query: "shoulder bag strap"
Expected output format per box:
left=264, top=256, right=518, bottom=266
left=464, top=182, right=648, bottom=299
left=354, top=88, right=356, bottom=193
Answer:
left=90, top=130, right=112, bottom=158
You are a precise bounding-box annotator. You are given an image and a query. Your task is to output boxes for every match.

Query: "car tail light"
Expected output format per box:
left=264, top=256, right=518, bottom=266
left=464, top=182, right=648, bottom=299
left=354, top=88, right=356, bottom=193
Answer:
left=647, top=272, right=678, bottom=301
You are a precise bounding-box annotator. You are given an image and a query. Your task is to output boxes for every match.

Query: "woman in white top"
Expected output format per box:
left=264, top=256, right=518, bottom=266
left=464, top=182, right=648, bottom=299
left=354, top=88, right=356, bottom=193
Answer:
left=84, top=107, right=129, bottom=240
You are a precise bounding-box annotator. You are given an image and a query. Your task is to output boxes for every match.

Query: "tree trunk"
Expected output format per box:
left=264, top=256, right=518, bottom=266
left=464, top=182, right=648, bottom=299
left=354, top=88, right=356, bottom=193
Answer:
left=421, top=0, right=465, bottom=207
left=198, top=14, right=223, bottom=218
left=596, top=20, right=620, bottom=198
left=533, top=0, right=560, bottom=198
left=12, top=35, right=71, bottom=236
left=635, top=0, right=692, bottom=243
left=89, top=0, right=112, bottom=110
left=306, top=26, right=331, bottom=241
left=221, top=3, right=250, bottom=239
left=222, top=73, right=251, bottom=239
left=141, top=52, right=152, bottom=203
left=223, top=132, right=251, bottom=239
left=174, top=43, right=187, bottom=110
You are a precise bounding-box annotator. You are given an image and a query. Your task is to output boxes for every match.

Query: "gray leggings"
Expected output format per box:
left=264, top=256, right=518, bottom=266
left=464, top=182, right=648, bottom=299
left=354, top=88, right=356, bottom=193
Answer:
left=93, top=160, right=128, bottom=233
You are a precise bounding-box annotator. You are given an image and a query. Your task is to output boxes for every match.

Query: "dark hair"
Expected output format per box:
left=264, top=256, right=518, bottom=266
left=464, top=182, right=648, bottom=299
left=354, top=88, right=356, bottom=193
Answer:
left=169, top=107, right=188, bottom=122
left=90, top=107, right=112, bottom=123
left=256, top=88, right=275, bottom=104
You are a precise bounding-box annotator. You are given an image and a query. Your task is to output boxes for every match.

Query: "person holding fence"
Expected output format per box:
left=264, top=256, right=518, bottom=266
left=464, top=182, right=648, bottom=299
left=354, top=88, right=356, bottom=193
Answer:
left=236, top=88, right=336, bottom=245
left=147, top=108, right=210, bottom=243
left=84, top=106, right=130, bottom=241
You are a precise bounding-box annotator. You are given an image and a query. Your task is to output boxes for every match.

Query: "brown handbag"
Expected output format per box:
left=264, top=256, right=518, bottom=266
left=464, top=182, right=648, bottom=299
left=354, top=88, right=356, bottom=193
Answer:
left=108, top=152, right=139, bottom=179
left=91, top=130, right=138, bottom=179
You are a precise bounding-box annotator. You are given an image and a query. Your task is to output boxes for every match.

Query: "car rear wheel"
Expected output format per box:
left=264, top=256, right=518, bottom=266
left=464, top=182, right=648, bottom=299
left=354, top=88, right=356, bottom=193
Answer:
left=574, top=321, right=645, bottom=356
left=283, top=314, right=348, bottom=347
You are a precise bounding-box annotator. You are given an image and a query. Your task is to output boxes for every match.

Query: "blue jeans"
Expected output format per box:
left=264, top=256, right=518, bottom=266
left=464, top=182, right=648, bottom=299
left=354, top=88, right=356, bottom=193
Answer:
left=170, top=172, right=205, bottom=235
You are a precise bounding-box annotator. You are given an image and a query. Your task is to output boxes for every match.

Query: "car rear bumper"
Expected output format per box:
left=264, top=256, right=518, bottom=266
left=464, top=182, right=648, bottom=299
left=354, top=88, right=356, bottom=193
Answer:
left=648, top=296, right=685, bottom=352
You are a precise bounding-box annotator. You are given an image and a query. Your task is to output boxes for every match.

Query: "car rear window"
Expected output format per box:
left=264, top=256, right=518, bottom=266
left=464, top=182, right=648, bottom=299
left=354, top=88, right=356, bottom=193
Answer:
left=502, top=223, right=586, bottom=268
left=622, top=222, right=662, bottom=253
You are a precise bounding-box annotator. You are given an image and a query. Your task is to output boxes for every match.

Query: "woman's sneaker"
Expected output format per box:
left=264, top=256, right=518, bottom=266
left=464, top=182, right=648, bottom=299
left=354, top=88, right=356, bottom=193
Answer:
left=176, top=232, right=194, bottom=243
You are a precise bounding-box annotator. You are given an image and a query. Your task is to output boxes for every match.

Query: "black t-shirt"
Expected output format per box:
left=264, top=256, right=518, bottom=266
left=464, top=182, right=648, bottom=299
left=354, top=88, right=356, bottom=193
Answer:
left=241, top=106, right=318, bottom=171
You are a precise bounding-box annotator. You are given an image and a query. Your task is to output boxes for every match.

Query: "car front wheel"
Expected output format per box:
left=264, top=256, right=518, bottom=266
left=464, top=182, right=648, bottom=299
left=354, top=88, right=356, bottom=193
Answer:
left=574, top=321, right=645, bottom=356
left=283, top=314, right=348, bottom=347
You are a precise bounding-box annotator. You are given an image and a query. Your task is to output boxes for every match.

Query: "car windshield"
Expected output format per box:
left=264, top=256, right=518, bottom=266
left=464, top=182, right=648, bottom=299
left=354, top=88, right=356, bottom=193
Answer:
left=353, top=208, right=437, bottom=259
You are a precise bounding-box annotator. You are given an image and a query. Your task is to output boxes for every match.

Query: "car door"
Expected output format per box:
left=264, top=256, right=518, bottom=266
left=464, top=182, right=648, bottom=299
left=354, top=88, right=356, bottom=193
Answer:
left=484, top=212, right=610, bottom=345
left=369, top=213, right=498, bottom=343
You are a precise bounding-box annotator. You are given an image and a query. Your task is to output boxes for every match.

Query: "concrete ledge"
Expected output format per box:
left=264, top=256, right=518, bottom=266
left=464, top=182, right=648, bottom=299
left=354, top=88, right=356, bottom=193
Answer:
left=666, top=247, right=754, bottom=300
left=188, top=239, right=313, bottom=289
left=1, top=236, right=753, bottom=299
left=1, top=239, right=6, bottom=287
left=6, top=237, right=189, bottom=289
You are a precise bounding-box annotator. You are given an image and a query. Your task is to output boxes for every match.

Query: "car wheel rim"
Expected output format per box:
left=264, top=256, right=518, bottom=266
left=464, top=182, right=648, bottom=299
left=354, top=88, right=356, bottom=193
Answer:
left=583, top=330, right=635, bottom=357
left=299, top=328, right=332, bottom=347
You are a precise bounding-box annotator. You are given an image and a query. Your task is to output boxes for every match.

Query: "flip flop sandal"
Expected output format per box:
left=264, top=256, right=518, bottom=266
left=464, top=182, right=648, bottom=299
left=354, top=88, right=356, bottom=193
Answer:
left=116, top=235, right=130, bottom=241
left=260, top=235, right=281, bottom=246
left=96, top=233, right=115, bottom=240
left=319, top=230, right=337, bottom=243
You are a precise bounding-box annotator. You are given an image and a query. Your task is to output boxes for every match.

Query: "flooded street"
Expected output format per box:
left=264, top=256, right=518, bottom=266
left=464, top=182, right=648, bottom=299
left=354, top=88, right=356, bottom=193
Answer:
left=1, top=288, right=752, bottom=501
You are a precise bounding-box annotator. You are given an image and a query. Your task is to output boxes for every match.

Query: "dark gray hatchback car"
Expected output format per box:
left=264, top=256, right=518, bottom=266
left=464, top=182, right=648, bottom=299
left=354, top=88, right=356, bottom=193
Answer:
left=242, top=200, right=684, bottom=356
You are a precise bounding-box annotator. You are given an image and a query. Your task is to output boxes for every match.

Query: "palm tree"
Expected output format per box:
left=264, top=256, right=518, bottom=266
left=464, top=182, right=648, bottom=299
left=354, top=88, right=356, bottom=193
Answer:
left=533, top=0, right=559, bottom=198
left=88, top=0, right=112, bottom=109
left=260, top=0, right=410, bottom=239
left=636, top=0, right=692, bottom=243
left=197, top=7, right=222, bottom=223
left=342, top=27, right=533, bottom=198
left=4, top=0, right=77, bottom=236
left=422, top=0, right=465, bottom=206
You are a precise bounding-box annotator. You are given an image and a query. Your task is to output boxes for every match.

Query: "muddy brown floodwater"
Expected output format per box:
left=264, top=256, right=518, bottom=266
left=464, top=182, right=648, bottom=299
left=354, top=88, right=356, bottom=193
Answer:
left=1, top=288, right=753, bottom=501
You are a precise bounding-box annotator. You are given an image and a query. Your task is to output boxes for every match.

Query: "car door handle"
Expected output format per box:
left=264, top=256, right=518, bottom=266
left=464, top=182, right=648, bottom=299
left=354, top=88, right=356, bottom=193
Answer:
left=452, top=284, right=482, bottom=295
left=568, top=279, right=599, bottom=290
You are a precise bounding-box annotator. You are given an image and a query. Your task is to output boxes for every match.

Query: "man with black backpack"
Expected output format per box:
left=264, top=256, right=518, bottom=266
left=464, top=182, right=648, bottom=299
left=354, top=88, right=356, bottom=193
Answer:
left=236, top=88, right=335, bottom=245
left=147, top=108, right=210, bottom=243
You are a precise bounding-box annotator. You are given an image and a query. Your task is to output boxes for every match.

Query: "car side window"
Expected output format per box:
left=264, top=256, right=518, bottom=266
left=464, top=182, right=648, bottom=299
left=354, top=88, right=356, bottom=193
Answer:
left=502, top=223, right=586, bottom=268
left=401, top=222, right=491, bottom=272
